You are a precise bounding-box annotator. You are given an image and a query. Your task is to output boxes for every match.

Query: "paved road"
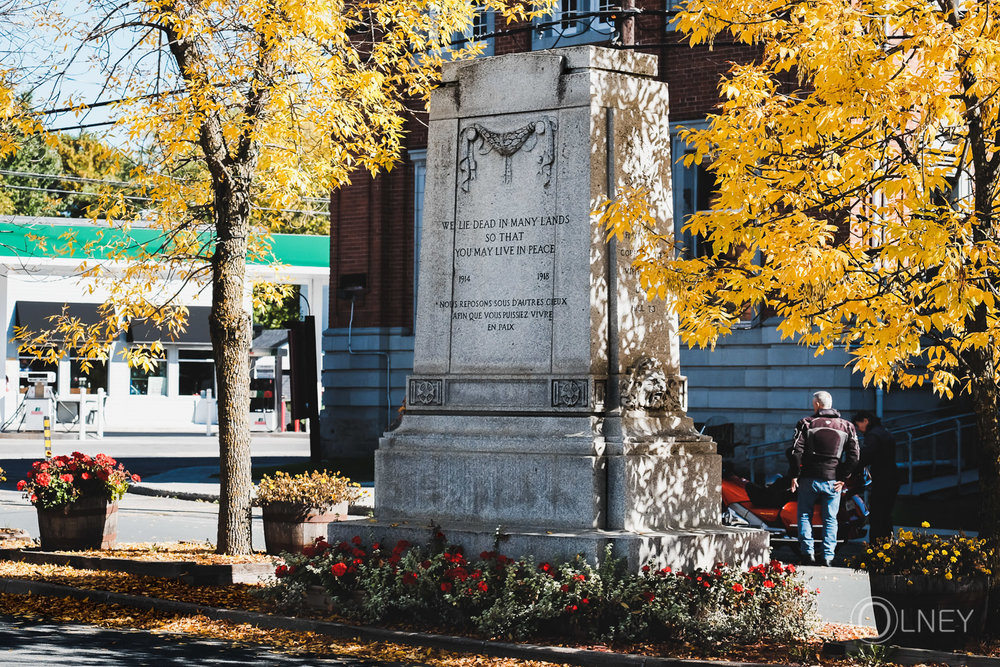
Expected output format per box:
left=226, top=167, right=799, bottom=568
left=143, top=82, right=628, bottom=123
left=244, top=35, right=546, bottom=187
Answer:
left=0, top=616, right=394, bottom=666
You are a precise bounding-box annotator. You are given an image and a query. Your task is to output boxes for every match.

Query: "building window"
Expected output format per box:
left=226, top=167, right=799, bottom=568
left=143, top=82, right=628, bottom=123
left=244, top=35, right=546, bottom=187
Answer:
left=671, top=123, right=717, bottom=258
left=533, top=0, right=614, bottom=50
left=129, top=349, right=167, bottom=396
left=178, top=349, right=216, bottom=396
left=69, top=356, right=108, bottom=394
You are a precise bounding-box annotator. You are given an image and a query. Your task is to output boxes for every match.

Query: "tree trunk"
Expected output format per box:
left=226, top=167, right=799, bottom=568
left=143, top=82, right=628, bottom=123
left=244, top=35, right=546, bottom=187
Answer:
left=970, top=378, right=1000, bottom=634
left=211, top=179, right=254, bottom=555
left=973, top=381, right=1000, bottom=542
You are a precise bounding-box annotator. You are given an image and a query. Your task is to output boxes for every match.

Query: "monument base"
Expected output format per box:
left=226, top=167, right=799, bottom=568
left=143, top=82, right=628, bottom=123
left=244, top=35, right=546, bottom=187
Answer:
left=326, top=519, right=769, bottom=573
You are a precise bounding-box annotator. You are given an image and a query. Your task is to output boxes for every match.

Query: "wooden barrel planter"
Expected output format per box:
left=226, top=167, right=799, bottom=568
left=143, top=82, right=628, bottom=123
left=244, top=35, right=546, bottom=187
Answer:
left=261, top=502, right=349, bottom=555
left=868, top=575, right=990, bottom=650
left=36, top=496, right=118, bottom=551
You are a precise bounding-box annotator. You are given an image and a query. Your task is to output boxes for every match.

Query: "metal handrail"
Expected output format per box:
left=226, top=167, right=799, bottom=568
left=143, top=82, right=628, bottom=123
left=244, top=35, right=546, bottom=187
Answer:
left=745, top=412, right=977, bottom=488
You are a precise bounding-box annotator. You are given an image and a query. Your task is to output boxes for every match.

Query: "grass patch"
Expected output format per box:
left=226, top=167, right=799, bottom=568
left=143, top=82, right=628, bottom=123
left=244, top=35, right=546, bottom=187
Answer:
left=250, top=457, right=374, bottom=484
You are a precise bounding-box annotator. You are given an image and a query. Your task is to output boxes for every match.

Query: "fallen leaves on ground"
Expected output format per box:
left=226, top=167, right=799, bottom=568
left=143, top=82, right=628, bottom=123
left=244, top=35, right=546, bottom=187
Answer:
left=42, top=542, right=274, bottom=564
left=0, top=560, right=269, bottom=612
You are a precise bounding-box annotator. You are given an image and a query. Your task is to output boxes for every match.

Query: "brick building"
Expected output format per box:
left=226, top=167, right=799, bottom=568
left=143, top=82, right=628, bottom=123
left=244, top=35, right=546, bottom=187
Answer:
left=321, top=1, right=943, bottom=458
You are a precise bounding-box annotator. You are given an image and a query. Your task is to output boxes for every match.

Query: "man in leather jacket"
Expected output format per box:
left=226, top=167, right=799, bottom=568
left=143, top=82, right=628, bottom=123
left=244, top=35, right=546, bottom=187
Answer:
left=788, top=391, right=860, bottom=566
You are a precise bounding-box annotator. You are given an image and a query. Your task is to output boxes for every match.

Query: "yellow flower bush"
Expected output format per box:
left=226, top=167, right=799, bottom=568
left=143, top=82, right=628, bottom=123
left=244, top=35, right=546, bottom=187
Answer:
left=256, top=470, right=363, bottom=508
left=851, top=523, right=994, bottom=581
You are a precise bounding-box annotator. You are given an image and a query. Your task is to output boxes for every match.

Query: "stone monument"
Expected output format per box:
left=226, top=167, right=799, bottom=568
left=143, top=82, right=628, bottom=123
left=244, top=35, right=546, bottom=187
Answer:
left=336, top=45, right=767, bottom=570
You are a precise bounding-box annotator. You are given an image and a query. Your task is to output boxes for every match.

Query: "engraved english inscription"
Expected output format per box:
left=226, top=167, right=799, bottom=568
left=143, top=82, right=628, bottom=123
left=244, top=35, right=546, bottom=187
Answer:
left=449, top=113, right=565, bottom=372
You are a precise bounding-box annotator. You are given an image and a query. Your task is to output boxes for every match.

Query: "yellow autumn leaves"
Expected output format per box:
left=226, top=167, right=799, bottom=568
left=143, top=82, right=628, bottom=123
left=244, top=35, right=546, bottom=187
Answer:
left=601, top=0, right=1000, bottom=400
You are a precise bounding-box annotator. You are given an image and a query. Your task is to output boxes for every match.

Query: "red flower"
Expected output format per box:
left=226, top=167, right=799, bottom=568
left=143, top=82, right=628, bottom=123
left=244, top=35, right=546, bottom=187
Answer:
left=81, top=472, right=90, bottom=480
left=480, top=551, right=494, bottom=560
left=352, top=548, right=365, bottom=558
left=402, top=571, right=418, bottom=585
left=351, top=536, right=362, bottom=546
left=659, top=566, right=672, bottom=575
left=331, top=562, right=348, bottom=577
left=785, top=564, right=796, bottom=574
left=573, top=574, right=586, bottom=581
left=131, top=474, right=141, bottom=483
left=733, top=583, right=744, bottom=593
left=565, top=604, right=577, bottom=613
left=59, top=474, right=73, bottom=483
left=35, top=473, right=51, bottom=487
left=29, top=494, right=37, bottom=503
left=560, top=584, right=569, bottom=593
left=372, top=543, right=380, bottom=550
left=642, top=592, right=655, bottom=602
left=421, top=560, right=432, bottom=569
left=641, top=565, right=650, bottom=573
left=539, top=562, right=551, bottom=573
left=763, top=580, right=775, bottom=589
left=16, top=480, right=25, bottom=491
left=275, top=565, right=289, bottom=578
left=581, top=597, right=589, bottom=604
left=477, top=581, right=488, bottom=592
left=440, top=582, right=452, bottom=592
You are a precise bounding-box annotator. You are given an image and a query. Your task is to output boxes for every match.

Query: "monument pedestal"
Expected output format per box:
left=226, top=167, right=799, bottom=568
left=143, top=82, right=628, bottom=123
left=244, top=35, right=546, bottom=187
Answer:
left=332, top=46, right=768, bottom=570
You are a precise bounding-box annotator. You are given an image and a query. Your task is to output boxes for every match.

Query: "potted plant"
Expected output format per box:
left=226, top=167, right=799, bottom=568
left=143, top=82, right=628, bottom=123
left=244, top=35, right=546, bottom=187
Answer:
left=17, top=452, right=140, bottom=551
left=853, top=522, right=994, bottom=650
left=257, top=470, right=363, bottom=555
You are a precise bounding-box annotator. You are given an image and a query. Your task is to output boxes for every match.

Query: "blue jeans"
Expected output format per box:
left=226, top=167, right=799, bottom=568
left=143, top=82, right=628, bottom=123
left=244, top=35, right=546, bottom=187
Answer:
left=797, top=478, right=841, bottom=562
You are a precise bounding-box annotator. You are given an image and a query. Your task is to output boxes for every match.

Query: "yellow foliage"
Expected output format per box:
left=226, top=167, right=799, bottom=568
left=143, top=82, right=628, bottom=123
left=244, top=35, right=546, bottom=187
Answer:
left=14, top=0, right=553, bottom=369
left=600, top=0, right=1000, bottom=400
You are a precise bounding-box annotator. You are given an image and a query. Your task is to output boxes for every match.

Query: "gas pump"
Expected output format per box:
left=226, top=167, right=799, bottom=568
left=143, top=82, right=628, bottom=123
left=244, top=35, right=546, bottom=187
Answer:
left=249, top=356, right=277, bottom=431
left=21, top=371, right=56, bottom=431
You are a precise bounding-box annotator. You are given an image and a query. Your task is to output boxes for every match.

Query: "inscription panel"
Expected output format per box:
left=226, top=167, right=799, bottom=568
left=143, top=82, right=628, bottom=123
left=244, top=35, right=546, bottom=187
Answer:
left=447, top=112, right=568, bottom=373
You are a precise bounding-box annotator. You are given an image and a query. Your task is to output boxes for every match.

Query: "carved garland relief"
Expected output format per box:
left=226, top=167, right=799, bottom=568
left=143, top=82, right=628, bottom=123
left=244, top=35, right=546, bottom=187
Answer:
left=458, top=116, right=558, bottom=192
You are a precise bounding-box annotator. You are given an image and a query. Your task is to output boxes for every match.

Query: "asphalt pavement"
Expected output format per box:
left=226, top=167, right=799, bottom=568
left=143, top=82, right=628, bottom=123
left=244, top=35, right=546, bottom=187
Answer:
left=0, top=616, right=390, bottom=666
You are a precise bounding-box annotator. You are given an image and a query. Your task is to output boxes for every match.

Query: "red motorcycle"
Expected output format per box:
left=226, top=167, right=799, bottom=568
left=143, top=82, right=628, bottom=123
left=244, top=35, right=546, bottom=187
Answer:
left=721, top=470, right=870, bottom=542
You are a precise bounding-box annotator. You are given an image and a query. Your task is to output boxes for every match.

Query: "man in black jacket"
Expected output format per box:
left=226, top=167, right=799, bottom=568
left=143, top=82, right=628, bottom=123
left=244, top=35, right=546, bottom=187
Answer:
left=788, top=391, right=860, bottom=566
left=852, top=410, right=900, bottom=542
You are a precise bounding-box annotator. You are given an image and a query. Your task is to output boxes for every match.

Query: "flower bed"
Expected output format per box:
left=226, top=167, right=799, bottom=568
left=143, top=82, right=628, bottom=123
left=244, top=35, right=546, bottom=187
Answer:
left=851, top=521, right=994, bottom=580
left=260, top=533, right=818, bottom=645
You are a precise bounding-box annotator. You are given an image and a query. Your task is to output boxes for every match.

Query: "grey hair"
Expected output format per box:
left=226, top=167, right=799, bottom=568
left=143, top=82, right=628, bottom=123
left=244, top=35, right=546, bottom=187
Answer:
left=812, top=391, right=833, bottom=409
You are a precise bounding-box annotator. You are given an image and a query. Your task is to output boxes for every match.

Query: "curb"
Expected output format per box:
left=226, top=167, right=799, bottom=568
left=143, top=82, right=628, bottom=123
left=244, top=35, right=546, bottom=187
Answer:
left=0, top=577, right=774, bottom=667
left=128, top=485, right=220, bottom=503
left=0, top=549, right=275, bottom=586
left=127, top=486, right=374, bottom=517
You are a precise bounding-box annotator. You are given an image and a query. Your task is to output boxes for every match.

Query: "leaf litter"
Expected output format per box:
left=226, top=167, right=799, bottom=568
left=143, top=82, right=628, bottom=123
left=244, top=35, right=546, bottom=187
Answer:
left=0, top=544, right=985, bottom=665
